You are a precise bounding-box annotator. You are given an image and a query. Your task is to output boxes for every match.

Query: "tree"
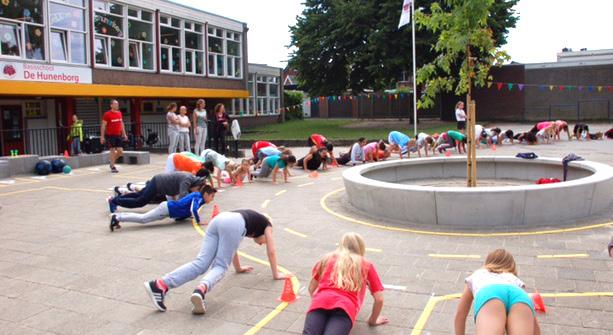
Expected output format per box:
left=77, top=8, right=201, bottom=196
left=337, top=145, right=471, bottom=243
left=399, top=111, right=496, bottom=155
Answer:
left=288, top=0, right=518, bottom=97
left=415, top=0, right=510, bottom=187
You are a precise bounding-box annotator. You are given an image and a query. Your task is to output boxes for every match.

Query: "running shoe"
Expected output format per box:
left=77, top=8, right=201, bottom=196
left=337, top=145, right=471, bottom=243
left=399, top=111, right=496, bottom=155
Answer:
left=190, top=287, right=206, bottom=314
left=109, top=214, right=121, bottom=232
left=107, top=196, right=117, bottom=213
left=126, top=182, right=134, bottom=192
left=111, top=165, right=118, bottom=173
left=144, top=280, right=167, bottom=312
left=114, top=186, right=121, bottom=197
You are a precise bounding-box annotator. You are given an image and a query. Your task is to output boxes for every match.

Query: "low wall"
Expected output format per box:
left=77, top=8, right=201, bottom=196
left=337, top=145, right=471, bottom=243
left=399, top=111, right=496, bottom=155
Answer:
left=343, top=156, right=613, bottom=227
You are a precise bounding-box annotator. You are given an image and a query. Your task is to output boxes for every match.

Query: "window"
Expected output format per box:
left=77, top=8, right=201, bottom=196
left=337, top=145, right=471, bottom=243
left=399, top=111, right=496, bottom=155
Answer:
left=128, top=7, right=154, bottom=70
left=160, top=15, right=181, bottom=73
left=0, top=1, right=45, bottom=60
left=184, top=20, right=203, bottom=74
left=208, top=26, right=241, bottom=78
left=94, top=2, right=124, bottom=67
left=49, top=0, right=87, bottom=64
left=251, top=74, right=281, bottom=116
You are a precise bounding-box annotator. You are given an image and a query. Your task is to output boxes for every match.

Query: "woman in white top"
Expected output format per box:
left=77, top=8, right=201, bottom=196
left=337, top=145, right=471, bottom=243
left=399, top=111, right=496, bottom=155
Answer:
left=193, top=99, right=208, bottom=155
left=455, top=249, right=540, bottom=335
left=166, top=103, right=180, bottom=154
left=455, top=101, right=466, bottom=134
left=177, top=106, right=191, bottom=153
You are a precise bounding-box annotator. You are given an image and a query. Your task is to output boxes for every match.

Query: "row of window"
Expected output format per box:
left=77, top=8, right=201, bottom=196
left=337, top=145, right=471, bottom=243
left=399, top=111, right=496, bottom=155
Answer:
left=231, top=74, right=281, bottom=116
left=0, top=0, right=243, bottom=78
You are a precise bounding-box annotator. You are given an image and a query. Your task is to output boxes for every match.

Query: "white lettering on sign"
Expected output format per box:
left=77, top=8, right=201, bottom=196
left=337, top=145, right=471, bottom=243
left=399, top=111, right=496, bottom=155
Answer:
left=1, top=62, right=92, bottom=84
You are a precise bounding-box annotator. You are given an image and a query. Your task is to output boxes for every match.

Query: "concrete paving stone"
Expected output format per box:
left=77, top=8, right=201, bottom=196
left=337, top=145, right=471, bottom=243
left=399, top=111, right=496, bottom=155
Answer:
left=418, top=269, right=461, bottom=283
left=20, top=308, right=82, bottom=332
left=581, top=310, right=613, bottom=329
left=49, top=315, right=110, bottom=335
left=538, top=306, right=586, bottom=327
left=0, top=297, right=49, bottom=323
left=534, top=278, right=577, bottom=292
left=517, top=264, right=558, bottom=279
left=554, top=325, right=611, bottom=335
left=0, top=278, right=46, bottom=299
left=557, top=268, right=596, bottom=281
left=85, top=321, right=143, bottom=335
left=257, top=310, right=304, bottom=332
left=594, top=270, right=613, bottom=283
left=206, top=303, right=264, bottom=325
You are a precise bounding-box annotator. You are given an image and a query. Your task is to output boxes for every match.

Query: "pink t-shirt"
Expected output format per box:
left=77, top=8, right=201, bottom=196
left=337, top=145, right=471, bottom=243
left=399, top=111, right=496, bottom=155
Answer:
left=363, top=142, right=379, bottom=156
left=536, top=121, right=554, bottom=131
left=308, top=255, right=384, bottom=325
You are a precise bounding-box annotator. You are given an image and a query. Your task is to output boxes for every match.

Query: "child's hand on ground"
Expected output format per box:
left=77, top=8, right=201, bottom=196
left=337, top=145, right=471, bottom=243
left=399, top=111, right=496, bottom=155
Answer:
left=236, top=266, right=254, bottom=274
left=368, top=316, right=389, bottom=327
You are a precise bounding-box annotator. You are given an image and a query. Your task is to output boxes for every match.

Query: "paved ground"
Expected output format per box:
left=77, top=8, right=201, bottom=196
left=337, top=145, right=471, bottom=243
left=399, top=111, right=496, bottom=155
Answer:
left=1, top=124, right=613, bottom=335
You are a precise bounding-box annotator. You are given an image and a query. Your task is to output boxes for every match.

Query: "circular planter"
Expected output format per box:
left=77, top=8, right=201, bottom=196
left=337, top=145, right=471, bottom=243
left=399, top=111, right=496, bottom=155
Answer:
left=342, top=156, right=613, bottom=227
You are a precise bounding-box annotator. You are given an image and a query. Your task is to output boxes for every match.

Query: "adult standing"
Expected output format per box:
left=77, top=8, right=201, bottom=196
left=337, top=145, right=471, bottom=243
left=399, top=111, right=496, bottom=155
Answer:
left=455, top=101, right=466, bottom=134
left=177, top=106, right=191, bottom=152
left=101, top=99, right=127, bottom=173
left=213, top=103, right=230, bottom=155
left=193, top=99, right=208, bottom=155
left=166, top=103, right=180, bottom=154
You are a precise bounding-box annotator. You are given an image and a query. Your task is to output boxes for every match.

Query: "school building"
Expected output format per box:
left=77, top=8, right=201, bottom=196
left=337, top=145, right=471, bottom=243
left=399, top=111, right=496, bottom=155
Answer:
left=0, top=0, right=282, bottom=156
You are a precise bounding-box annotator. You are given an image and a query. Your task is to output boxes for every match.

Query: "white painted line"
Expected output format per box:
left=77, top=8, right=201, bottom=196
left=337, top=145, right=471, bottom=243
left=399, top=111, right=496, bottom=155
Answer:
left=87, top=168, right=101, bottom=172
left=383, top=284, right=407, bottom=291
left=0, top=179, right=16, bottom=184
left=275, top=190, right=287, bottom=197
left=31, top=176, right=47, bottom=180
left=298, top=182, right=314, bottom=187
left=366, top=247, right=383, bottom=253
left=261, top=199, right=271, bottom=209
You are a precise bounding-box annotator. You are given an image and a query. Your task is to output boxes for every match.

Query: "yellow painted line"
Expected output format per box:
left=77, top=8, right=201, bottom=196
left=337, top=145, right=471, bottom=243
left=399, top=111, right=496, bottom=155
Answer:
left=321, top=188, right=613, bottom=237
left=411, top=292, right=613, bottom=335
left=298, top=182, right=314, bottom=187
left=274, top=190, right=287, bottom=197
left=0, top=185, right=110, bottom=197
left=537, top=253, right=589, bottom=259
left=429, top=254, right=482, bottom=259
left=16, top=177, right=40, bottom=183
left=261, top=199, right=271, bottom=209
left=366, top=247, right=383, bottom=253
left=0, top=187, right=48, bottom=197
left=190, top=218, right=299, bottom=335
left=284, top=228, right=307, bottom=238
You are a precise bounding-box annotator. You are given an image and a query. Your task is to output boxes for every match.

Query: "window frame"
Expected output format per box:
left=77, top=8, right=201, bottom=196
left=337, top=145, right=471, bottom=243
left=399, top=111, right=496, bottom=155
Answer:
left=127, top=6, right=155, bottom=71
left=93, top=1, right=126, bottom=69
left=159, top=14, right=183, bottom=74
left=48, top=0, right=88, bottom=65
left=0, top=1, right=47, bottom=62
left=207, top=25, right=242, bottom=79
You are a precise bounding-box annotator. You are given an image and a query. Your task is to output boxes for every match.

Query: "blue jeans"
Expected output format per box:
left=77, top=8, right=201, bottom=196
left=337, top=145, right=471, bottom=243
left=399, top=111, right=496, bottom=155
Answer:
left=162, top=212, right=246, bottom=291
left=112, top=179, right=157, bottom=208
left=71, top=137, right=81, bottom=155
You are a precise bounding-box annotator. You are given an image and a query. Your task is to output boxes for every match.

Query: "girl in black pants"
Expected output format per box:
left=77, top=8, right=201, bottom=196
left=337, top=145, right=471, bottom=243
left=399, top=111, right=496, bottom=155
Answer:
left=213, top=103, right=230, bottom=155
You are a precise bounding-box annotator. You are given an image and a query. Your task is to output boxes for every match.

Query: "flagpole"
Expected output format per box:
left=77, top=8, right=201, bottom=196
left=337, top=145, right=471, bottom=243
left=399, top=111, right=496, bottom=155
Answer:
left=411, top=0, right=417, bottom=135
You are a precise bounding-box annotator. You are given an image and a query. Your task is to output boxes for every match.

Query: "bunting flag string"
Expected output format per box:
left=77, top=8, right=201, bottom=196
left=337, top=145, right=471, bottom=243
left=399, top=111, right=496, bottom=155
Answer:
left=488, top=81, right=613, bottom=93
left=306, top=92, right=412, bottom=105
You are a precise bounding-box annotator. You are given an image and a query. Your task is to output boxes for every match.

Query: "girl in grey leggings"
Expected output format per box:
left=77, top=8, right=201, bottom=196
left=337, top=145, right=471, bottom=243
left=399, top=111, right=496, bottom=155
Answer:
left=144, top=209, right=289, bottom=314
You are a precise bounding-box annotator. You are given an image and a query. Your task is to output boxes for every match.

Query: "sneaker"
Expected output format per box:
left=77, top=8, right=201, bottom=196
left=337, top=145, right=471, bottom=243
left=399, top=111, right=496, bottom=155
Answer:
left=190, top=288, right=206, bottom=315
left=126, top=182, right=134, bottom=192
left=109, top=214, right=121, bottom=232
left=111, top=165, right=118, bottom=173
left=107, top=196, right=117, bottom=213
left=144, top=281, right=167, bottom=312
left=114, top=186, right=121, bottom=197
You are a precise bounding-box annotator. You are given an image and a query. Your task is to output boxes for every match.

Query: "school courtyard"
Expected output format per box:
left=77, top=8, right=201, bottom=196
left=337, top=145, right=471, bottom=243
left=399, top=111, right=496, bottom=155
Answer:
left=1, top=125, right=613, bottom=335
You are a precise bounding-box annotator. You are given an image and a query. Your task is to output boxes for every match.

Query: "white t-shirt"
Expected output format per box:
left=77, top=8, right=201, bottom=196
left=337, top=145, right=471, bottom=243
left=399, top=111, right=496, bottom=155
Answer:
left=178, top=115, right=190, bottom=133
left=455, top=108, right=466, bottom=122
left=416, top=132, right=429, bottom=147
left=474, top=124, right=484, bottom=140
left=167, top=112, right=179, bottom=130
left=465, top=268, right=525, bottom=296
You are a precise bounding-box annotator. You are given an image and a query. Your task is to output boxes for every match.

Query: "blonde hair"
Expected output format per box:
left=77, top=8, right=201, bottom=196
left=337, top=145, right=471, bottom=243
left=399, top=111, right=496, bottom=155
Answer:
left=484, top=249, right=517, bottom=276
left=318, top=233, right=366, bottom=292
left=455, top=101, right=464, bottom=109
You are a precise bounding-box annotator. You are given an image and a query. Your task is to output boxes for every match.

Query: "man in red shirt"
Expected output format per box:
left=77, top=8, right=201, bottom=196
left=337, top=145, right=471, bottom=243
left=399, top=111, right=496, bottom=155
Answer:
left=101, top=100, right=127, bottom=173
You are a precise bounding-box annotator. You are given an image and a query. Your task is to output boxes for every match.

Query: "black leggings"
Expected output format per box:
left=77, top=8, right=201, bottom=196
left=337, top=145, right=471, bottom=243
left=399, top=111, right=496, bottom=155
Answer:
left=303, top=308, right=352, bottom=335
left=111, top=180, right=158, bottom=208
left=215, top=128, right=227, bottom=155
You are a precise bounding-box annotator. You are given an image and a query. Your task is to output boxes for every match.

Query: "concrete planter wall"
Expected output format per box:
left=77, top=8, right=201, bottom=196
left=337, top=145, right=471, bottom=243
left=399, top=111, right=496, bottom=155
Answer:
left=343, top=156, right=613, bottom=227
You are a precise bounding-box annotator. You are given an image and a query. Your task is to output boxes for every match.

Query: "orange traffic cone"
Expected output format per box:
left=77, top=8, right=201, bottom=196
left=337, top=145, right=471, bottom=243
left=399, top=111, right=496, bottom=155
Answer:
left=444, top=150, right=452, bottom=157
left=532, top=291, right=546, bottom=313
left=64, top=150, right=70, bottom=158
left=309, top=171, right=319, bottom=178
left=235, top=177, right=244, bottom=187
left=211, top=204, right=220, bottom=219
left=277, top=276, right=298, bottom=303
left=331, top=159, right=339, bottom=168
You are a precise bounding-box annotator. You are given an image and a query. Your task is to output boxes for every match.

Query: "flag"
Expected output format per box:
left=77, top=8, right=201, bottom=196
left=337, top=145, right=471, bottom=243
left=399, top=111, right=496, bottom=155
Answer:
left=398, top=0, right=412, bottom=29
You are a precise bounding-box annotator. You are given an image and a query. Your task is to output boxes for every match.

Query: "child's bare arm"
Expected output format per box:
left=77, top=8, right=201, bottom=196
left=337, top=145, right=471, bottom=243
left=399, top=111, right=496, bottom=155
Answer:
left=454, top=285, right=473, bottom=335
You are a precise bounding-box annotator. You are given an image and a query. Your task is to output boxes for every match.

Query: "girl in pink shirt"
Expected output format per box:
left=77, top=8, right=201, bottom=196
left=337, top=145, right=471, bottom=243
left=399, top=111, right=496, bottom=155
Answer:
left=303, top=233, right=388, bottom=335
left=363, top=140, right=388, bottom=162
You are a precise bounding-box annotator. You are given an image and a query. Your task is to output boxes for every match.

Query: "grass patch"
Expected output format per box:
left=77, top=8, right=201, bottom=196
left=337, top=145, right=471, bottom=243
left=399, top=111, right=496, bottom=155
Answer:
left=241, top=119, right=456, bottom=141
